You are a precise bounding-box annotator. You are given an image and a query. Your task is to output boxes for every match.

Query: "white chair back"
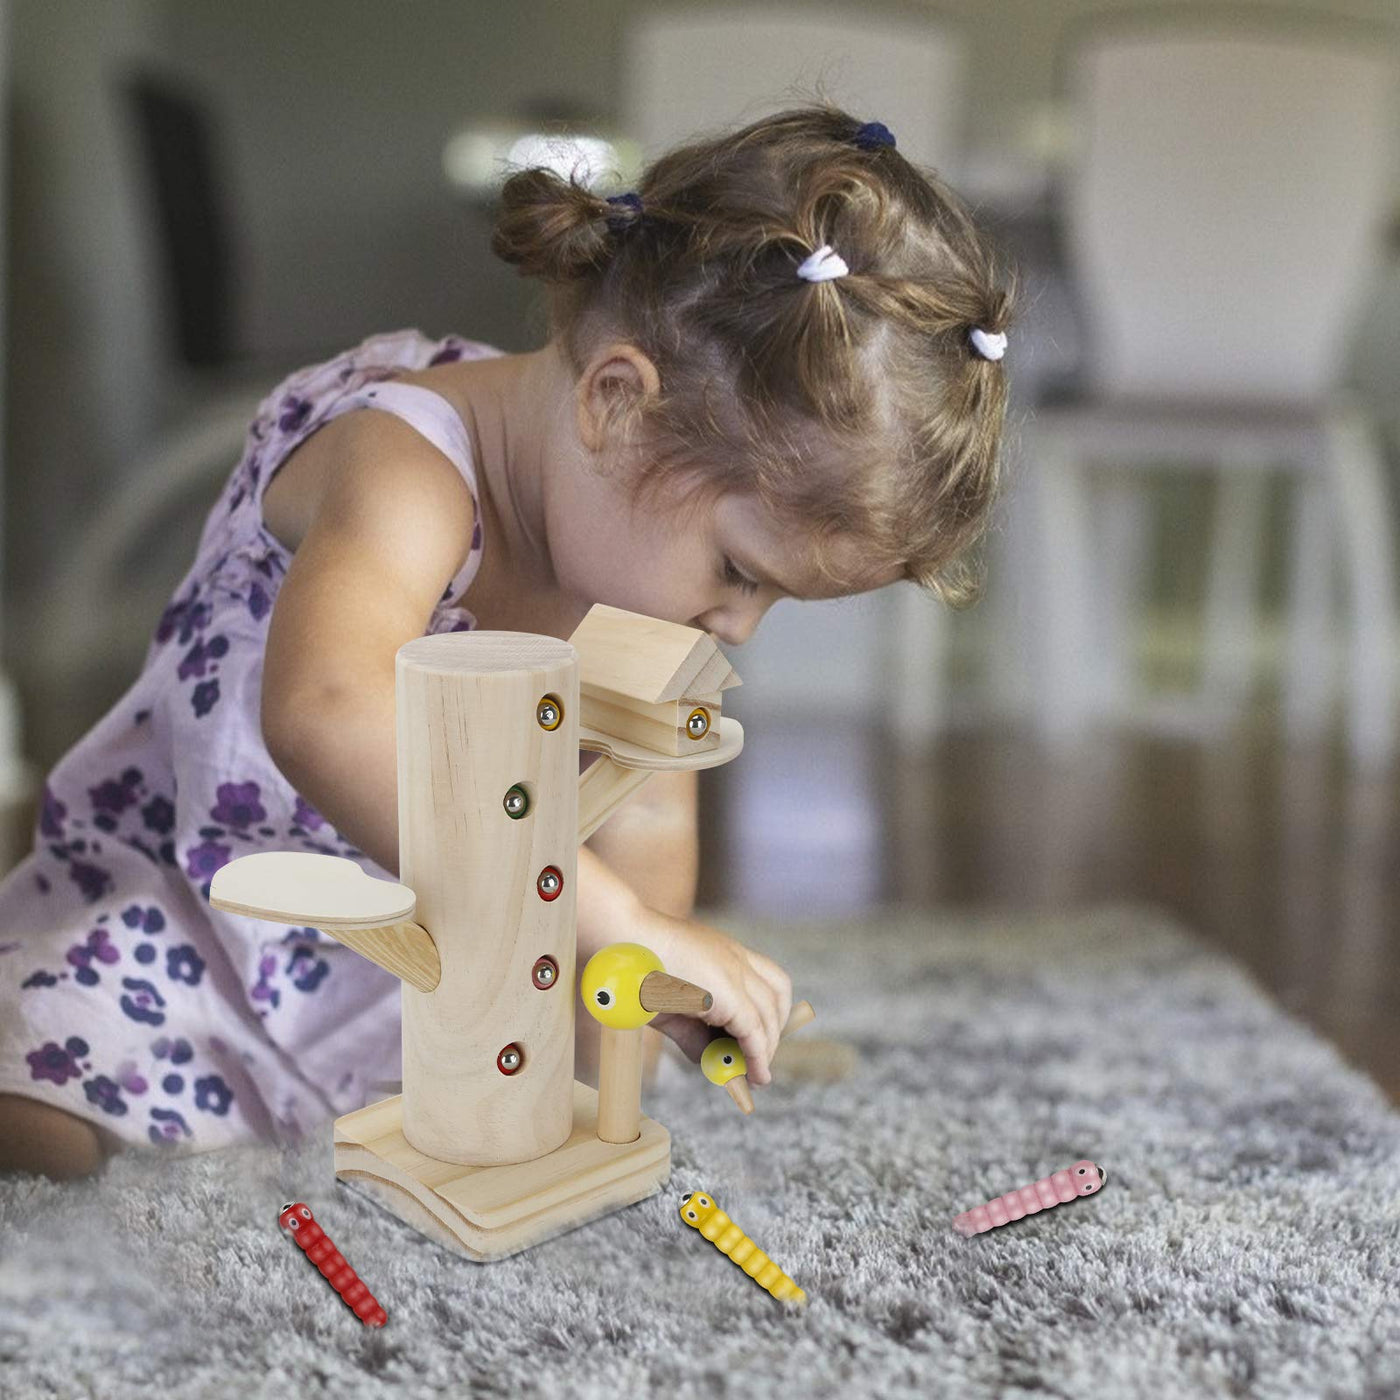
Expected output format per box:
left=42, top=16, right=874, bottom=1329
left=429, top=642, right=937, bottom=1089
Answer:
left=623, top=4, right=969, bottom=184
left=1058, top=22, right=1400, bottom=406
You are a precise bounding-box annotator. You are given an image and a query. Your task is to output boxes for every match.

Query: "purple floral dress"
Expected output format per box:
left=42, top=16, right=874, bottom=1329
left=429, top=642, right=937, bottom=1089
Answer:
left=0, top=328, right=503, bottom=1154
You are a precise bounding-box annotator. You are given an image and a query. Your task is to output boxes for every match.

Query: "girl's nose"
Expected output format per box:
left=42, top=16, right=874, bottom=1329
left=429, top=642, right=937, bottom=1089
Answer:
left=699, top=600, right=768, bottom=647
left=717, top=615, right=759, bottom=647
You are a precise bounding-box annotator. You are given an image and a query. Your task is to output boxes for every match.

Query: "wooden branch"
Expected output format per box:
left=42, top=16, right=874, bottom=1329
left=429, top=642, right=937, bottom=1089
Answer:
left=311, top=920, right=441, bottom=993
left=578, top=754, right=656, bottom=844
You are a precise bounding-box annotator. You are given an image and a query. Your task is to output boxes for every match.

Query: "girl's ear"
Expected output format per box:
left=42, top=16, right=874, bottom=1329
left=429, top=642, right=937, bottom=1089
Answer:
left=575, top=342, right=661, bottom=453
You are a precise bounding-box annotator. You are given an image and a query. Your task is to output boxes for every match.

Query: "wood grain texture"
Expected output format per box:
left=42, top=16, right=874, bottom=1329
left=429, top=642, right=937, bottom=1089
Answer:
left=577, top=754, right=656, bottom=844
left=639, top=970, right=713, bottom=1015
left=209, top=850, right=416, bottom=927
left=209, top=851, right=441, bottom=990
left=334, top=1084, right=670, bottom=1262
left=311, top=920, right=440, bottom=993
left=578, top=715, right=744, bottom=772
left=569, top=602, right=741, bottom=705
left=596, top=1024, right=643, bottom=1144
left=395, top=632, right=579, bottom=1166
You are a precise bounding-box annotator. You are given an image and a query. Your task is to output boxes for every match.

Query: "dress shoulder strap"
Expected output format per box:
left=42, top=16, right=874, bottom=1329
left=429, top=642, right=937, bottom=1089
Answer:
left=335, top=380, right=479, bottom=498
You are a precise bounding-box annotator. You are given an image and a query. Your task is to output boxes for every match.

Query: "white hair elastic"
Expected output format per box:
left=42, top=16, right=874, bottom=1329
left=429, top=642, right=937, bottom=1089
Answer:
left=969, top=328, right=1008, bottom=361
left=796, top=244, right=849, bottom=282
left=794, top=242, right=1007, bottom=364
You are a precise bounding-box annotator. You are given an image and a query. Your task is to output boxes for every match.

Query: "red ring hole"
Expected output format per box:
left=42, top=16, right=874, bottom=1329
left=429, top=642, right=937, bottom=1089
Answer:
left=537, top=865, right=563, bottom=901
left=497, top=1043, right=524, bottom=1076
left=532, top=956, right=558, bottom=990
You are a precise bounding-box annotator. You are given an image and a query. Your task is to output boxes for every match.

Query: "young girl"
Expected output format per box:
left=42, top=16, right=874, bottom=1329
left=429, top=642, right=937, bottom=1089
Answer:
left=0, top=102, right=1018, bottom=1178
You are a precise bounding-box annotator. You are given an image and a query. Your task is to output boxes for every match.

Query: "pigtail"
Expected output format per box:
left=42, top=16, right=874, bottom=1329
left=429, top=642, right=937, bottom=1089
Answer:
left=490, top=167, right=626, bottom=282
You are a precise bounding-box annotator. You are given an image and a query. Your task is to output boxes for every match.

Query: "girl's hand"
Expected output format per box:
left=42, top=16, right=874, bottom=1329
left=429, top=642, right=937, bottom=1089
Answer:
left=630, top=904, right=794, bottom=1087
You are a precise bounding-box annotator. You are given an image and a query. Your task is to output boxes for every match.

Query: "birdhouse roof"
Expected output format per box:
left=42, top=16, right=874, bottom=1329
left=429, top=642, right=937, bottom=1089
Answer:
left=569, top=603, right=742, bottom=703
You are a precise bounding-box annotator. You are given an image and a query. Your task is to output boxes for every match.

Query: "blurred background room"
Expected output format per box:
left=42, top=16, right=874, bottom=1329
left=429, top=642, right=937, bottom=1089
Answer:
left=2, top=0, right=1398, bottom=1104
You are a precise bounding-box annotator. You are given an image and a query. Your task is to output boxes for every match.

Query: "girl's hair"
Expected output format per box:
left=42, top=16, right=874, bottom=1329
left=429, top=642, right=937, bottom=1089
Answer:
left=490, top=99, right=1021, bottom=608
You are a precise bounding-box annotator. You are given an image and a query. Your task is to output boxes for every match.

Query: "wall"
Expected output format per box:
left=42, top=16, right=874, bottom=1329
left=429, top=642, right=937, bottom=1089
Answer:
left=156, top=0, right=1400, bottom=390
left=6, top=0, right=171, bottom=585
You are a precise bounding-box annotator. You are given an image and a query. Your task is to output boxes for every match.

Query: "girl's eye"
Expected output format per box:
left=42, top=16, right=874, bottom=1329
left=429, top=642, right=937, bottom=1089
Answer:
left=723, top=556, right=760, bottom=596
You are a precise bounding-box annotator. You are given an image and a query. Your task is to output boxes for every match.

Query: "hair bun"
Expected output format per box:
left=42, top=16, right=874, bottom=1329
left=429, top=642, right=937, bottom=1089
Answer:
left=489, top=167, right=615, bottom=282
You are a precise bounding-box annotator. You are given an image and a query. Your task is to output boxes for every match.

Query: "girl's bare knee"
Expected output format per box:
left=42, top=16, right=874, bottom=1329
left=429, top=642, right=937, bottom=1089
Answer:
left=0, top=1092, right=114, bottom=1181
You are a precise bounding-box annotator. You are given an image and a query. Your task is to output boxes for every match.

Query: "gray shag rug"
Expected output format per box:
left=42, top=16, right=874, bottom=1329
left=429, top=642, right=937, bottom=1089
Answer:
left=2, top=901, right=1398, bottom=1400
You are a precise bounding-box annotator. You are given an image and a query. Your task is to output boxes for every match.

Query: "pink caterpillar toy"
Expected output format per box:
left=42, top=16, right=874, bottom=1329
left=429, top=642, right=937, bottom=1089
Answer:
left=278, top=1201, right=388, bottom=1327
left=952, top=1160, right=1106, bottom=1236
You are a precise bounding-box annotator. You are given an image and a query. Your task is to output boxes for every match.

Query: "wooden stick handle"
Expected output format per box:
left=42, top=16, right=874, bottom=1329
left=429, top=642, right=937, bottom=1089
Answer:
left=639, top=971, right=713, bottom=1016
left=597, top=1026, right=642, bottom=1144
left=782, top=1000, right=815, bottom=1038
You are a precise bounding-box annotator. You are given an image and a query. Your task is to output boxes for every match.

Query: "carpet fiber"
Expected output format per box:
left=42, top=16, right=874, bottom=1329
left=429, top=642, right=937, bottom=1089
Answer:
left=2, top=901, right=1398, bottom=1399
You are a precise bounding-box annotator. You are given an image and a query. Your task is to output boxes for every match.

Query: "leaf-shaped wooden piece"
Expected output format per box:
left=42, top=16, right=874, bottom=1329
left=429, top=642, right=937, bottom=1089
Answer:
left=210, top=851, right=440, bottom=992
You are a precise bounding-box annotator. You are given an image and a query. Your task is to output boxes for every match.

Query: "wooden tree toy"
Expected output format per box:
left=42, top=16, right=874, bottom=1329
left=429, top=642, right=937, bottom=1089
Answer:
left=209, top=603, right=743, bottom=1261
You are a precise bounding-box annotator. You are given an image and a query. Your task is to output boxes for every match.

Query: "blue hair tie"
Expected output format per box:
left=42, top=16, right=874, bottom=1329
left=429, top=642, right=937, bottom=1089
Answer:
left=853, top=121, right=896, bottom=151
left=605, top=191, right=644, bottom=233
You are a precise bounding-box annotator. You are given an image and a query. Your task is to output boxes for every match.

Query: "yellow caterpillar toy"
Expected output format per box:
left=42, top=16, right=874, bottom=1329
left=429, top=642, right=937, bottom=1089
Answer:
left=678, top=1190, right=807, bottom=1306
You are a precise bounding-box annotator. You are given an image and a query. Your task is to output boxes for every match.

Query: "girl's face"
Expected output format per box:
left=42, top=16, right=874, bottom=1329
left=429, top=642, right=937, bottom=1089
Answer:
left=546, top=339, right=902, bottom=646
left=547, top=448, right=901, bottom=649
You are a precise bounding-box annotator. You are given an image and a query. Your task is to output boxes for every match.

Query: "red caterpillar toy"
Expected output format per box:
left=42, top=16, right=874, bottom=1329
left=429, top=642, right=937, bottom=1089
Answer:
left=952, top=1160, right=1106, bottom=1236
left=278, top=1201, right=387, bottom=1327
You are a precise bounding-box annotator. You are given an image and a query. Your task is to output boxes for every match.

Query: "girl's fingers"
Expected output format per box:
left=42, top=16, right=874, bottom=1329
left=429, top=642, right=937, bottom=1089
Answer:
left=747, top=953, right=794, bottom=1048
left=648, top=947, right=795, bottom=1092
left=647, top=1012, right=712, bottom=1063
left=723, top=1000, right=772, bottom=1087
left=739, top=954, right=787, bottom=1082
left=749, top=977, right=782, bottom=1084
left=728, top=981, right=775, bottom=1085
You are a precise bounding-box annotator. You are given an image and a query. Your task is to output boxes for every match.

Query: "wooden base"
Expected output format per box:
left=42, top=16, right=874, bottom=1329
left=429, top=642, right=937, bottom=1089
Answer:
left=332, top=1080, right=671, bottom=1262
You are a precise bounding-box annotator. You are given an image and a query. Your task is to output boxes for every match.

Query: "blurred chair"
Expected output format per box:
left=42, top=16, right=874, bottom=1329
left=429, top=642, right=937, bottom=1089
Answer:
left=31, top=66, right=316, bottom=714
left=1016, top=19, right=1400, bottom=773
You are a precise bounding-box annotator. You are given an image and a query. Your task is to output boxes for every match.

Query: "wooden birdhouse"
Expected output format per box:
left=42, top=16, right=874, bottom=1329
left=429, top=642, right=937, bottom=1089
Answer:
left=209, top=603, right=744, bottom=1262
left=572, top=603, right=741, bottom=760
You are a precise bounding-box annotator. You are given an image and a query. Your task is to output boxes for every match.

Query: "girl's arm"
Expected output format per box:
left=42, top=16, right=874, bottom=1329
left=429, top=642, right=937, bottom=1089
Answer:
left=260, top=409, right=478, bottom=876
left=274, top=686, right=692, bottom=972
left=581, top=768, right=700, bottom=927
left=258, top=407, right=700, bottom=965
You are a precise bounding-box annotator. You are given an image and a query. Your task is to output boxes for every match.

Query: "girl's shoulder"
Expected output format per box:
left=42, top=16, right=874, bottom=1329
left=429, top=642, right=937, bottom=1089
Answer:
left=188, top=329, right=502, bottom=589
left=234, top=329, right=502, bottom=535
left=253, top=328, right=505, bottom=425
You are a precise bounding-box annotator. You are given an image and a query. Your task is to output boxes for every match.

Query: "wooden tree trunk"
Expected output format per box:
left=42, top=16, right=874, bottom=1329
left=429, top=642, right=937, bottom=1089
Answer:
left=396, top=633, right=578, bottom=1165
